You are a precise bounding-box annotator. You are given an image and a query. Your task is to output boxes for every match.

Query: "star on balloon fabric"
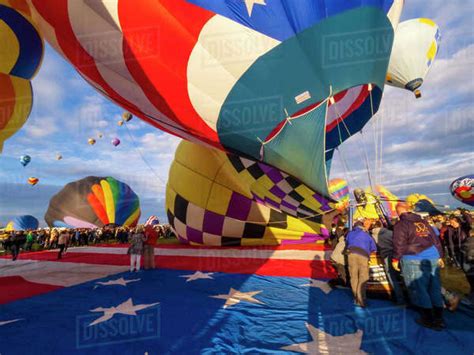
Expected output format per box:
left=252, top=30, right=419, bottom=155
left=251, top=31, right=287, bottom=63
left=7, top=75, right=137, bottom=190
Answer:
left=211, top=288, right=264, bottom=309
left=0, top=319, right=22, bottom=327
left=94, top=277, right=140, bottom=289
left=180, top=271, right=214, bottom=282
left=243, top=0, right=266, bottom=16
left=88, top=298, right=159, bottom=326
left=281, top=323, right=365, bottom=354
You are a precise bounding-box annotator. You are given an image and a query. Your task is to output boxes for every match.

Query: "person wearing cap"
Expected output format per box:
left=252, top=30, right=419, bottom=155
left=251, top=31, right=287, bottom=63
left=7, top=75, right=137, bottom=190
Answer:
left=346, top=219, right=377, bottom=307
left=392, top=202, right=445, bottom=330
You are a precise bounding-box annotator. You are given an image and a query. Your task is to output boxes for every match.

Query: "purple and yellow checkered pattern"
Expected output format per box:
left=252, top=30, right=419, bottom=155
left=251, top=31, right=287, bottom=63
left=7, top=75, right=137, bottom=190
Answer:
left=166, top=141, right=334, bottom=246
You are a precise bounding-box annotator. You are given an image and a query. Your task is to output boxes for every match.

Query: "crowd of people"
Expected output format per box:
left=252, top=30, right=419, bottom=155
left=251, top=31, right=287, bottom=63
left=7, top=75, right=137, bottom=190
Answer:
left=2, top=206, right=473, bottom=331
left=0, top=224, right=174, bottom=262
left=329, top=205, right=473, bottom=331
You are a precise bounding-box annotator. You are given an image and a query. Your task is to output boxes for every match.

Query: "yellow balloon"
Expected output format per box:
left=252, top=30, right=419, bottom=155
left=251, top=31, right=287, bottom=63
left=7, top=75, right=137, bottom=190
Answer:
left=166, top=141, right=336, bottom=246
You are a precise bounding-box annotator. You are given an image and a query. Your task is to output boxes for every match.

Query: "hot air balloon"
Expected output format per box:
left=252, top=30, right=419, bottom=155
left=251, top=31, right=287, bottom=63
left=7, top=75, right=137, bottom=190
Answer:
left=27, top=177, right=38, bottom=186
left=20, top=155, right=31, bottom=167
left=28, top=0, right=404, bottom=197
left=88, top=138, right=96, bottom=145
left=0, top=2, right=44, bottom=152
left=112, top=138, right=120, bottom=147
left=118, top=120, right=124, bottom=127
left=56, top=154, right=62, bottom=160
left=122, top=111, right=133, bottom=122
left=406, top=193, right=442, bottom=216
left=45, top=176, right=141, bottom=228
left=372, top=185, right=399, bottom=219
left=328, top=179, right=350, bottom=205
left=98, top=133, right=103, bottom=139
left=386, top=18, right=441, bottom=98
left=5, top=215, right=39, bottom=231
left=450, top=175, right=474, bottom=207
left=166, top=141, right=335, bottom=246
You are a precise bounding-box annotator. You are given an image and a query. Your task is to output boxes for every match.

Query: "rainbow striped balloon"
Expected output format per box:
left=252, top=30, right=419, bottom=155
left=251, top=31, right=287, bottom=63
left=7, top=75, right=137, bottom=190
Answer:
left=328, top=179, right=350, bottom=204
left=373, top=185, right=399, bottom=219
left=45, top=176, right=141, bottom=228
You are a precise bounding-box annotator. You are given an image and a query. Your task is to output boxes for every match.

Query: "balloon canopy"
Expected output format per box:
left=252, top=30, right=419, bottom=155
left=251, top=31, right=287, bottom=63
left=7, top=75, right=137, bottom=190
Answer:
left=450, top=175, right=474, bottom=207
left=122, top=111, right=133, bottom=122
left=386, top=18, right=440, bottom=98
left=6, top=215, right=39, bottom=231
left=111, top=138, right=120, bottom=147
left=27, top=177, right=38, bottom=186
left=166, top=140, right=335, bottom=246
left=0, top=2, right=43, bottom=152
left=328, top=178, right=350, bottom=209
left=20, top=155, right=31, bottom=166
left=45, top=176, right=141, bottom=228
left=406, top=193, right=442, bottom=216
left=88, top=138, right=96, bottom=145
left=28, top=0, right=405, bottom=196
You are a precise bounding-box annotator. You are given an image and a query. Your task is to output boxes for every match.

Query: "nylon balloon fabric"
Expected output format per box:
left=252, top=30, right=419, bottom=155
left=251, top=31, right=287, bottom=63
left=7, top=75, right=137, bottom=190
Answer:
left=0, top=2, right=43, bottom=151
left=45, top=176, right=141, bottom=228
left=450, top=175, right=474, bottom=207
left=166, top=141, right=335, bottom=246
left=28, top=0, right=402, bottom=195
left=6, top=215, right=39, bottom=231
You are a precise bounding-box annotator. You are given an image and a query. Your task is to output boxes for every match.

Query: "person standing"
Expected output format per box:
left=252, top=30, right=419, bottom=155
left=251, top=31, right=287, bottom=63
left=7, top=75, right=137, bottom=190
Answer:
left=128, top=226, right=146, bottom=272
left=143, top=224, right=159, bottom=270
left=10, top=231, right=25, bottom=261
left=392, top=203, right=445, bottom=330
left=57, top=229, right=70, bottom=259
left=25, top=230, right=34, bottom=251
left=346, top=219, right=377, bottom=307
left=445, top=217, right=467, bottom=268
left=330, top=229, right=348, bottom=287
left=371, top=221, right=405, bottom=305
left=462, top=231, right=474, bottom=305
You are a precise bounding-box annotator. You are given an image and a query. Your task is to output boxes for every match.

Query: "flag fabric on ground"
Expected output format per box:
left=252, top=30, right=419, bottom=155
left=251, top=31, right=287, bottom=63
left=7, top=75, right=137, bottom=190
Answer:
left=0, top=245, right=473, bottom=354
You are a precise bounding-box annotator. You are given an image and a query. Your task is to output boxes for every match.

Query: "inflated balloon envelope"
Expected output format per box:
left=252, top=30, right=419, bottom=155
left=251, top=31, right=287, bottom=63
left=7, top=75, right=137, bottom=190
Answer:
left=45, top=176, right=141, bottom=228
left=167, top=140, right=339, bottom=246
left=0, top=1, right=43, bottom=152
left=27, top=1, right=399, bottom=199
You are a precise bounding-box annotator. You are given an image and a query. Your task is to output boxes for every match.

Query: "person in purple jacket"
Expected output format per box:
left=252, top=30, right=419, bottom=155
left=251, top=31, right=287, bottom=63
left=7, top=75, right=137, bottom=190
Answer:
left=392, top=202, right=445, bottom=330
left=346, top=219, right=377, bottom=307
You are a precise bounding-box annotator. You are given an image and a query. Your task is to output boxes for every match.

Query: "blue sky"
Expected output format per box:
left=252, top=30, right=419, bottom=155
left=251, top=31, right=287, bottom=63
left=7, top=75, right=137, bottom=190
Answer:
left=0, top=0, right=472, bottom=226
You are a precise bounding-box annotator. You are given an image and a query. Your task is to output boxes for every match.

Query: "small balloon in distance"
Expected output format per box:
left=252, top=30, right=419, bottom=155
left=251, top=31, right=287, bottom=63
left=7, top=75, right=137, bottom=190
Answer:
left=28, top=177, right=39, bottom=186
left=20, top=155, right=31, bottom=167
left=111, top=138, right=120, bottom=147
left=118, top=120, right=124, bottom=126
left=88, top=138, right=96, bottom=145
left=122, top=111, right=133, bottom=122
left=56, top=154, right=62, bottom=160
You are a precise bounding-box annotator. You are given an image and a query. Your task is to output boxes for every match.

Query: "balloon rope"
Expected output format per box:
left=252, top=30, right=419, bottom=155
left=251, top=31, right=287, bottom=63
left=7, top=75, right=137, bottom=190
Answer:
left=337, top=148, right=359, bottom=187
left=359, top=131, right=375, bottom=192
left=379, top=104, right=384, bottom=185
left=123, top=123, right=167, bottom=187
